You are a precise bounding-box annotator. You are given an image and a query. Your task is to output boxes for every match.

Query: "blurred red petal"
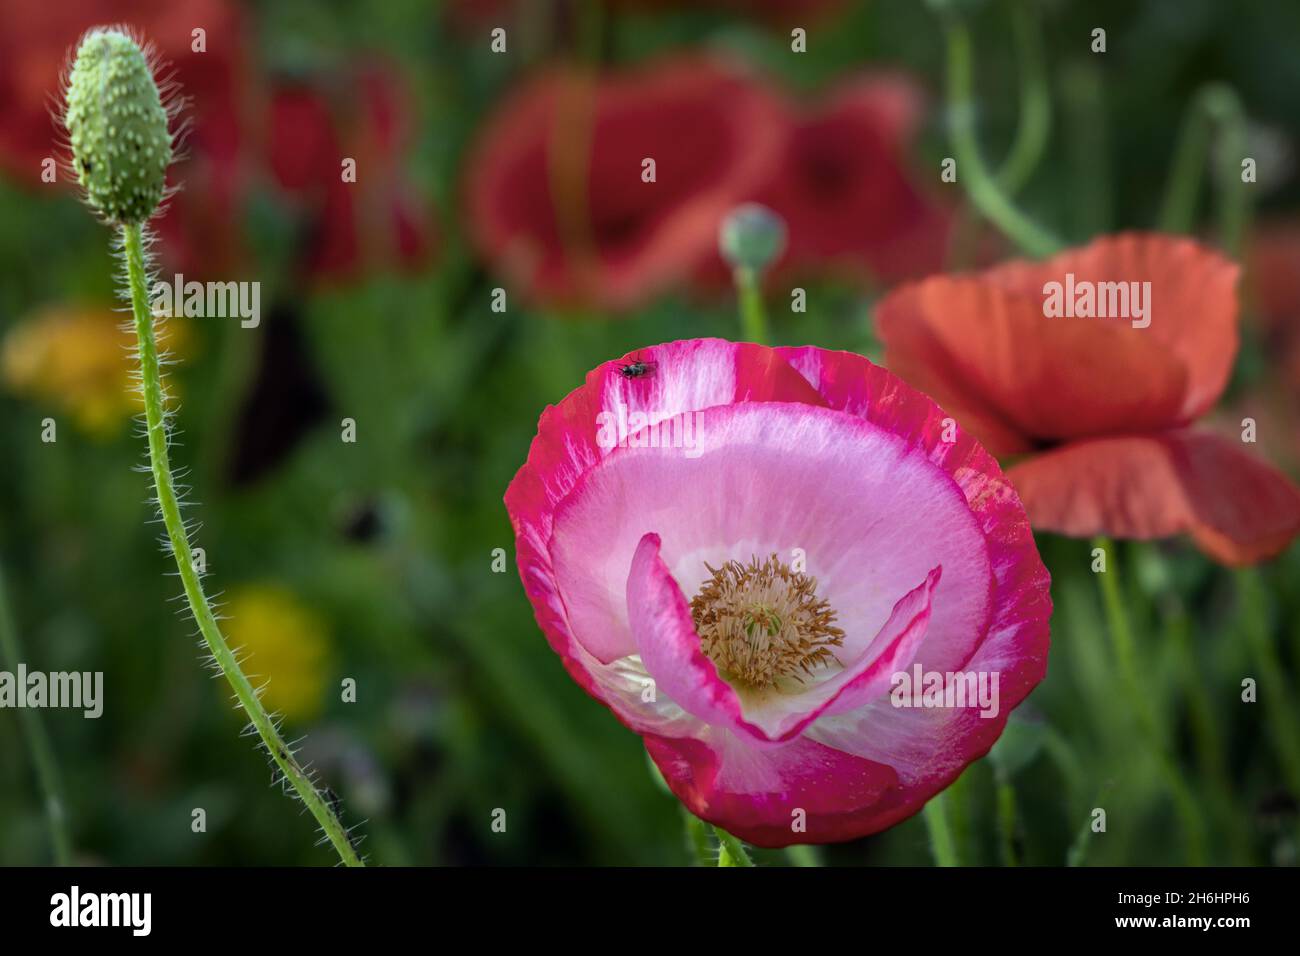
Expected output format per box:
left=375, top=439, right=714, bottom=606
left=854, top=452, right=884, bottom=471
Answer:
left=1006, top=431, right=1300, bottom=564
left=985, top=233, right=1240, bottom=421
left=758, top=74, right=952, bottom=284
left=264, top=62, right=434, bottom=282
left=466, top=57, right=785, bottom=310
left=878, top=274, right=1190, bottom=454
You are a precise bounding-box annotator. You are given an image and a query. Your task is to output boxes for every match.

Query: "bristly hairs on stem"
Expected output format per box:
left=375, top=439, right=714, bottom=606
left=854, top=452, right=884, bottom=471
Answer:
left=62, top=26, right=364, bottom=866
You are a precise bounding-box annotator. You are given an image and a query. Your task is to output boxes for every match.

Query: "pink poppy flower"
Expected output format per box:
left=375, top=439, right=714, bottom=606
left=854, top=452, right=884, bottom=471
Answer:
left=504, top=338, right=1051, bottom=846
left=465, top=58, right=785, bottom=309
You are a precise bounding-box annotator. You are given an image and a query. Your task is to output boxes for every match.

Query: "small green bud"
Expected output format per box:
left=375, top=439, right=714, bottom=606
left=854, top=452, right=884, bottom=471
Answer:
left=719, top=203, right=787, bottom=274
left=64, top=29, right=172, bottom=224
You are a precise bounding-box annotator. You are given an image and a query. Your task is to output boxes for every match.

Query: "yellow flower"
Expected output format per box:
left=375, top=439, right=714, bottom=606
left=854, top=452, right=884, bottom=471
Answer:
left=223, top=585, right=333, bottom=723
left=1, top=304, right=191, bottom=438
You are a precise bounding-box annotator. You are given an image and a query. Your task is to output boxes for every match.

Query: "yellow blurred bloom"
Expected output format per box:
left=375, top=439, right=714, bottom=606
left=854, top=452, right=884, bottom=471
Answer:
left=1, top=304, right=191, bottom=438
left=224, top=584, right=333, bottom=723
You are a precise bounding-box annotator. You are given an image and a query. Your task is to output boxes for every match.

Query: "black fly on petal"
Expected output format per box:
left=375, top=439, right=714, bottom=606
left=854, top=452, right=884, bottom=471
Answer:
left=617, top=354, right=657, bottom=379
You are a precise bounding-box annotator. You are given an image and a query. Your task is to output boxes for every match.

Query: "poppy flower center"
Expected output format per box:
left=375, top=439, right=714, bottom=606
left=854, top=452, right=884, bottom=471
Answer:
left=690, top=554, right=845, bottom=690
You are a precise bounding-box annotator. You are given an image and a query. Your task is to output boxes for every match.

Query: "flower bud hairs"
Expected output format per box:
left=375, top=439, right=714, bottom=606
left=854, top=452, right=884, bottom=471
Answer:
left=62, top=28, right=177, bottom=225
left=61, top=27, right=363, bottom=866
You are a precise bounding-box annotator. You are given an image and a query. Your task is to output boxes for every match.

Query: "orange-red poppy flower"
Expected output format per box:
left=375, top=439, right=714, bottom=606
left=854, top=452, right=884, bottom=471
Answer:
left=465, top=57, right=785, bottom=310
left=877, top=232, right=1300, bottom=564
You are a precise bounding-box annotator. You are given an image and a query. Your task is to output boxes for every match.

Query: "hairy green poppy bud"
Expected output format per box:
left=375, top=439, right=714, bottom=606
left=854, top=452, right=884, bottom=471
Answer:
left=719, top=203, right=787, bottom=274
left=64, top=29, right=172, bottom=224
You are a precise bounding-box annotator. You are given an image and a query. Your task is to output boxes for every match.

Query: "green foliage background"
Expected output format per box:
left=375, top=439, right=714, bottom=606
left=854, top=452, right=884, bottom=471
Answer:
left=1, top=0, right=1299, bottom=865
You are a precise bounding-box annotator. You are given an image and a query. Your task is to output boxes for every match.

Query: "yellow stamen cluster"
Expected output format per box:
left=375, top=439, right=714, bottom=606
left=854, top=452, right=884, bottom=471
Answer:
left=690, top=554, right=844, bottom=689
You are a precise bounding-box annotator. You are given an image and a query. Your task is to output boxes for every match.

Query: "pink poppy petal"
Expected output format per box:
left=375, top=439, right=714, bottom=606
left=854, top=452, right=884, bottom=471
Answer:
left=626, top=532, right=939, bottom=744
left=507, top=338, right=827, bottom=664
left=548, top=399, right=990, bottom=668
left=644, top=729, right=899, bottom=848
left=515, top=526, right=706, bottom=740
left=625, top=532, right=770, bottom=739
left=740, top=566, right=940, bottom=740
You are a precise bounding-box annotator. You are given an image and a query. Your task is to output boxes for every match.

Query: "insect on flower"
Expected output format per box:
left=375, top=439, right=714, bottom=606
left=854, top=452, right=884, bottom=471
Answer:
left=618, top=354, right=657, bottom=379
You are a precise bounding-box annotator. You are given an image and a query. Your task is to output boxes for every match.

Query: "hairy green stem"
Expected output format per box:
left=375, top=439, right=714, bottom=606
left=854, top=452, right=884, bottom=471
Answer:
left=923, top=792, right=959, bottom=866
left=1092, top=537, right=1206, bottom=864
left=120, top=222, right=362, bottom=867
left=734, top=267, right=770, bottom=345
left=942, top=16, right=1064, bottom=258
left=683, top=810, right=713, bottom=866
left=0, top=565, right=72, bottom=865
left=713, top=826, right=755, bottom=867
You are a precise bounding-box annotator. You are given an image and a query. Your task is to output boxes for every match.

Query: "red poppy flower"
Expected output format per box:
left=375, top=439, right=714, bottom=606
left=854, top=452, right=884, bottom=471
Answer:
left=754, top=73, right=953, bottom=285
left=877, top=232, right=1300, bottom=564
left=465, top=57, right=785, bottom=309
left=1226, top=223, right=1300, bottom=475
left=446, top=0, right=846, bottom=32
left=263, top=62, right=434, bottom=283
left=0, top=0, right=247, bottom=275
left=1248, top=223, right=1300, bottom=386
left=615, top=0, right=847, bottom=22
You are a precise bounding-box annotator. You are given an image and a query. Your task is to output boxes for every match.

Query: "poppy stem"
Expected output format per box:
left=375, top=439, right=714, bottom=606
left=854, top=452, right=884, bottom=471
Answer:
left=0, top=564, right=72, bottom=865
left=713, top=825, right=755, bottom=866
left=923, top=791, right=959, bottom=866
left=1157, top=83, right=1251, bottom=257
left=683, top=809, right=714, bottom=865
left=995, top=0, right=1051, bottom=195
left=785, top=844, right=821, bottom=867
left=1091, top=536, right=1207, bottom=863
left=1236, top=568, right=1300, bottom=814
left=120, top=221, right=363, bottom=867
left=993, top=768, right=1019, bottom=867
left=733, top=266, right=770, bottom=345
left=1059, top=62, right=1113, bottom=237
left=941, top=15, right=1065, bottom=258
left=1158, top=574, right=1253, bottom=862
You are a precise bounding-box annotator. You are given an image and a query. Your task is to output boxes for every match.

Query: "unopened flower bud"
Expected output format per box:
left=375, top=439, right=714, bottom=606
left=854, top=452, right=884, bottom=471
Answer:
left=719, top=203, right=787, bottom=274
left=64, top=29, right=172, bottom=224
